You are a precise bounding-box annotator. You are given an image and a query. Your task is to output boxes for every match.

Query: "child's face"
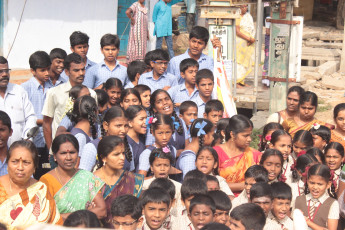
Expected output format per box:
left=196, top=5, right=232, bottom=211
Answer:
left=31, top=67, right=50, bottom=83
left=271, top=135, right=292, bottom=161
left=262, top=155, right=282, bottom=181
left=50, top=58, right=64, bottom=75
left=101, top=45, right=119, bottom=63
left=153, top=92, right=173, bottom=115
left=214, top=209, right=230, bottom=225
left=244, top=177, right=256, bottom=199
left=271, top=198, right=291, bottom=220
left=107, top=87, right=122, bottom=106
left=206, top=180, right=220, bottom=191
left=71, top=43, right=89, bottom=60
left=104, top=117, right=129, bottom=138
left=112, top=215, right=142, bottom=230
left=143, top=202, right=169, bottom=230
left=182, top=196, right=194, bottom=214
left=325, top=149, right=344, bottom=170
left=307, top=175, right=331, bottom=199
left=153, top=124, right=173, bottom=148
left=251, top=196, right=272, bottom=217
left=293, top=141, right=308, bottom=155
left=150, top=158, right=171, bottom=178
left=195, top=149, right=217, bottom=175
left=0, top=121, right=12, bottom=149
left=129, top=110, right=147, bottom=135
left=204, top=110, right=223, bottom=126
left=189, top=37, right=207, bottom=57
left=196, top=78, right=214, bottom=99
left=203, top=127, right=216, bottom=146
left=229, top=218, right=246, bottom=230
left=312, top=134, right=327, bottom=151
left=151, top=60, right=168, bottom=76
left=179, top=107, right=198, bottom=127
left=335, top=110, right=345, bottom=132
left=103, top=144, right=126, bottom=170
left=140, top=90, right=151, bottom=109
left=181, top=66, right=198, bottom=85
left=120, top=94, right=140, bottom=111
left=189, top=204, right=214, bottom=230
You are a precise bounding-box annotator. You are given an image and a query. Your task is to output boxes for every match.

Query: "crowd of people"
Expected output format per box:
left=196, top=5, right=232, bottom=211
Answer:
left=0, top=1, right=344, bottom=230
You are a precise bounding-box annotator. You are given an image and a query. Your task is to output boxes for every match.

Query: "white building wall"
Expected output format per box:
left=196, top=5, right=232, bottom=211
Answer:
left=3, top=0, right=117, bottom=69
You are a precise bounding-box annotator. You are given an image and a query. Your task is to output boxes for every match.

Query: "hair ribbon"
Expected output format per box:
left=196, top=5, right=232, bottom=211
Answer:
left=195, top=121, right=207, bottom=137
left=171, top=116, right=180, bottom=130
left=162, top=146, right=170, bottom=153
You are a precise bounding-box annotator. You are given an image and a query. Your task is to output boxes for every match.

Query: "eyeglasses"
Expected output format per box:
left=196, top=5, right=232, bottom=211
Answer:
left=0, top=69, right=11, bottom=75
left=152, top=61, right=168, bottom=66
left=112, top=219, right=138, bottom=227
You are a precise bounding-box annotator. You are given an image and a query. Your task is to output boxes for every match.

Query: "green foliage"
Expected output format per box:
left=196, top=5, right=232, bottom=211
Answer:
left=250, top=128, right=263, bottom=150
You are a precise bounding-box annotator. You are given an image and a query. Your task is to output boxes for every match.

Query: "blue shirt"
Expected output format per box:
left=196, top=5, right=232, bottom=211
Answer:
left=21, top=77, right=52, bottom=148
left=0, top=158, right=7, bottom=176
left=167, top=83, right=199, bottom=114
left=176, top=150, right=196, bottom=178
left=46, top=75, right=67, bottom=88
left=167, top=49, right=214, bottom=84
left=60, top=58, right=96, bottom=81
left=191, top=95, right=208, bottom=118
left=139, top=145, right=177, bottom=172
left=138, top=71, right=178, bottom=93
left=184, top=0, right=196, bottom=13
left=124, top=81, right=135, bottom=89
left=84, top=60, right=128, bottom=89
left=153, top=0, right=182, bottom=37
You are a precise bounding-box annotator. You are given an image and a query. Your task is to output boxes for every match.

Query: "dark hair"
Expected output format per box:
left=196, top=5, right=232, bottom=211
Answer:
left=7, top=140, right=39, bottom=169
left=181, top=178, right=208, bottom=201
left=189, top=26, right=210, bottom=44
left=334, top=103, right=345, bottom=120
left=230, top=203, right=266, bottom=230
left=190, top=119, right=214, bottom=153
left=49, top=48, right=67, bottom=61
left=299, top=91, right=318, bottom=108
left=208, top=190, right=231, bottom=211
left=52, top=134, right=80, bottom=154
left=310, top=125, right=331, bottom=144
left=67, top=95, right=98, bottom=139
left=69, top=85, right=89, bottom=101
left=260, top=149, right=284, bottom=166
left=150, top=113, right=174, bottom=135
left=111, top=195, right=141, bottom=220
left=126, top=105, right=146, bottom=121
left=244, top=165, right=269, bottom=183
left=184, top=169, right=207, bottom=182
left=144, top=50, right=154, bottom=66
left=292, top=153, right=318, bottom=182
left=64, top=53, right=83, bottom=71
left=134, top=84, right=151, bottom=95
left=63, top=210, right=101, bottom=228
left=259, top=123, right=284, bottom=151
left=0, top=56, right=8, bottom=64
left=179, top=100, right=198, bottom=115
left=0, top=222, right=6, bottom=230
left=151, top=49, right=170, bottom=62
left=225, top=115, right=253, bottom=141
left=206, top=174, right=219, bottom=185
left=270, top=129, right=291, bottom=146
left=29, top=51, right=51, bottom=70
left=149, top=178, right=176, bottom=201
left=97, top=135, right=124, bottom=168
left=0, top=111, right=11, bottom=130
left=189, top=194, right=216, bottom=214
left=250, top=182, right=273, bottom=201
left=120, top=88, right=142, bottom=105
left=180, top=58, right=199, bottom=73
left=270, top=182, right=292, bottom=201
left=205, top=100, right=224, bottom=115
left=95, top=89, right=109, bottom=108
left=196, top=146, right=219, bottom=175
left=325, top=142, right=345, bottom=158
left=306, top=164, right=336, bottom=198
left=293, top=130, right=313, bottom=149
left=149, top=148, right=174, bottom=166
left=138, top=187, right=171, bottom=209
left=306, top=147, right=325, bottom=164
left=70, top=31, right=89, bottom=47
left=287, top=86, right=305, bottom=98
left=196, top=69, right=214, bottom=85
left=103, top=77, right=123, bottom=91
left=200, top=223, right=230, bottom=230
left=127, top=60, right=147, bottom=82
left=213, top=118, right=229, bottom=145
left=100, top=33, right=120, bottom=49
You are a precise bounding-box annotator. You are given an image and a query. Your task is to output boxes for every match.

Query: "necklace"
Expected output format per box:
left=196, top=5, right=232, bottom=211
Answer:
left=55, top=167, right=76, bottom=185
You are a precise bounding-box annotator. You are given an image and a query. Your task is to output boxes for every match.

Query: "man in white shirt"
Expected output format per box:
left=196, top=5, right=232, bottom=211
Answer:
left=0, top=56, right=37, bottom=145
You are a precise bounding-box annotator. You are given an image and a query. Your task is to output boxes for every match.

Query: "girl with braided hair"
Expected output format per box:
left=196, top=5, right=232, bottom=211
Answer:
left=176, top=118, right=215, bottom=179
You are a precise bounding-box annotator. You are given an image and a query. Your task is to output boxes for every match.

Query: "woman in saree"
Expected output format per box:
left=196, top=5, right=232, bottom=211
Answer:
left=331, top=103, right=345, bottom=151
left=236, top=4, right=255, bottom=86
left=94, top=135, right=144, bottom=228
left=40, top=134, right=106, bottom=221
left=0, top=140, right=62, bottom=229
left=282, top=91, right=334, bottom=138
left=213, top=115, right=261, bottom=196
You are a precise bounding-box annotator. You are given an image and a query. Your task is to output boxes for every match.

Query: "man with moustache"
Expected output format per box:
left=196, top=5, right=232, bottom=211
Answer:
left=0, top=56, right=37, bottom=145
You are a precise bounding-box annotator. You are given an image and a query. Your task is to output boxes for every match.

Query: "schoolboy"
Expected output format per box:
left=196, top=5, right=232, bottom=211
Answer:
left=144, top=51, right=154, bottom=72
left=111, top=194, right=143, bottom=230
left=200, top=223, right=230, bottom=230
left=48, top=48, right=67, bottom=87
left=230, top=203, right=266, bottom=230
left=86, top=34, right=128, bottom=89
left=208, top=190, right=232, bottom=226
left=125, top=60, right=148, bottom=89
left=184, top=169, right=207, bottom=183
left=206, top=175, right=220, bottom=191
left=134, top=84, right=151, bottom=110
left=232, top=165, right=269, bottom=209
left=204, top=100, right=224, bottom=126
left=21, top=51, right=52, bottom=179
left=168, top=58, right=199, bottom=113
left=138, top=188, right=171, bottom=230
left=249, top=182, right=273, bottom=217
left=188, top=195, right=216, bottom=230
left=206, top=174, right=234, bottom=199
left=179, top=101, right=198, bottom=128
left=191, top=69, right=214, bottom=118
left=0, top=111, right=12, bottom=176
left=138, top=49, right=178, bottom=92
left=264, top=182, right=293, bottom=230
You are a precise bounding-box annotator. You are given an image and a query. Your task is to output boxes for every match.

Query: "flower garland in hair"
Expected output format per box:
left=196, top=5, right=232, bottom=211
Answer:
left=313, top=123, right=321, bottom=130
left=265, top=135, right=272, bottom=145
left=60, top=96, right=74, bottom=120
left=146, top=116, right=157, bottom=130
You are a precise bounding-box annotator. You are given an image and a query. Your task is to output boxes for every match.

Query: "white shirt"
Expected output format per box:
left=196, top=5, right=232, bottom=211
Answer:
left=215, top=175, right=234, bottom=196
left=291, top=179, right=305, bottom=208
left=0, top=83, right=37, bottom=145
left=143, top=176, right=182, bottom=201
left=231, top=189, right=248, bottom=210
left=264, top=211, right=294, bottom=230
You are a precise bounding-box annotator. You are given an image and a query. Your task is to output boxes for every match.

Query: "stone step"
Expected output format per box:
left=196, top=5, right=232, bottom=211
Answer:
left=302, top=47, right=341, bottom=61
left=304, top=41, right=343, bottom=49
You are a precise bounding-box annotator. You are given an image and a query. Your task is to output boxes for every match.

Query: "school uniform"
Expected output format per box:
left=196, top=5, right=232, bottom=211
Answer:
left=283, top=156, right=294, bottom=185
left=167, top=84, right=199, bottom=114
left=334, top=168, right=341, bottom=191
left=124, top=81, right=135, bottom=89
left=141, top=214, right=177, bottom=230
left=231, top=189, right=248, bottom=210
left=127, top=135, right=146, bottom=172
left=176, top=150, right=196, bottom=179
left=290, top=179, right=305, bottom=208
left=264, top=211, right=294, bottom=230
left=138, top=71, right=178, bottom=93
left=174, top=207, right=193, bottom=230
left=211, top=174, right=234, bottom=196
left=191, top=95, right=209, bottom=118
left=70, top=128, right=93, bottom=158
left=46, top=75, right=67, bottom=88
left=143, top=176, right=182, bottom=201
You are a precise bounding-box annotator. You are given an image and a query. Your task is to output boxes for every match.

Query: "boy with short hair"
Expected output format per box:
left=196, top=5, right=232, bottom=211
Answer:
left=208, top=190, right=232, bottom=226
left=249, top=182, right=273, bottom=217
left=111, top=194, right=143, bottom=230
left=138, top=49, right=178, bottom=92
left=191, top=69, right=214, bottom=118
left=204, top=100, right=224, bottom=126
left=264, top=182, right=293, bottom=230
left=206, top=175, right=220, bottom=191
left=48, top=48, right=67, bottom=87
left=86, top=34, right=128, bottom=89
left=188, top=195, right=216, bottom=230
left=179, top=100, right=198, bottom=141
left=230, top=203, right=266, bottom=230
left=125, top=60, right=148, bottom=89
left=0, top=111, right=12, bottom=176
left=232, top=165, right=269, bottom=209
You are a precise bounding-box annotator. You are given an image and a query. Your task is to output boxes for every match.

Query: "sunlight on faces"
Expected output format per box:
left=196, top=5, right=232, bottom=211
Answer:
left=271, top=198, right=291, bottom=220
left=120, top=94, right=141, bottom=111
left=196, top=78, right=213, bottom=99
left=188, top=37, right=207, bottom=57
left=65, top=62, right=85, bottom=85
left=129, top=110, right=147, bottom=135
left=189, top=204, right=214, bottom=230
left=286, top=91, right=300, bottom=112
left=140, top=90, right=151, bottom=109
left=71, top=43, right=89, bottom=60
left=195, top=149, right=217, bottom=175
left=143, top=202, right=169, bottom=230
left=179, top=107, right=198, bottom=127
left=150, top=158, right=171, bottom=179
left=262, top=155, right=282, bottom=182
left=335, top=110, right=345, bottom=132
left=107, top=86, right=122, bottom=106
left=299, top=101, right=316, bottom=121
left=103, top=144, right=125, bottom=170
left=251, top=197, right=272, bottom=217
left=112, top=215, right=142, bottom=230
left=152, top=124, right=173, bottom=148
left=231, top=128, right=253, bottom=150
left=325, top=149, right=344, bottom=170
left=307, top=175, right=331, bottom=199
left=153, top=92, right=173, bottom=115
left=103, top=117, right=129, bottom=139
left=101, top=45, right=119, bottom=63
left=181, top=66, right=198, bottom=85
left=8, top=147, right=36, bottom=184
left=270, top=135, right=292, bottom=161
left=31, top=67, right=50, bottom=83
left=55, top=142, right=78, bottom=171
left=51, top=58, right=64, bottom=75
